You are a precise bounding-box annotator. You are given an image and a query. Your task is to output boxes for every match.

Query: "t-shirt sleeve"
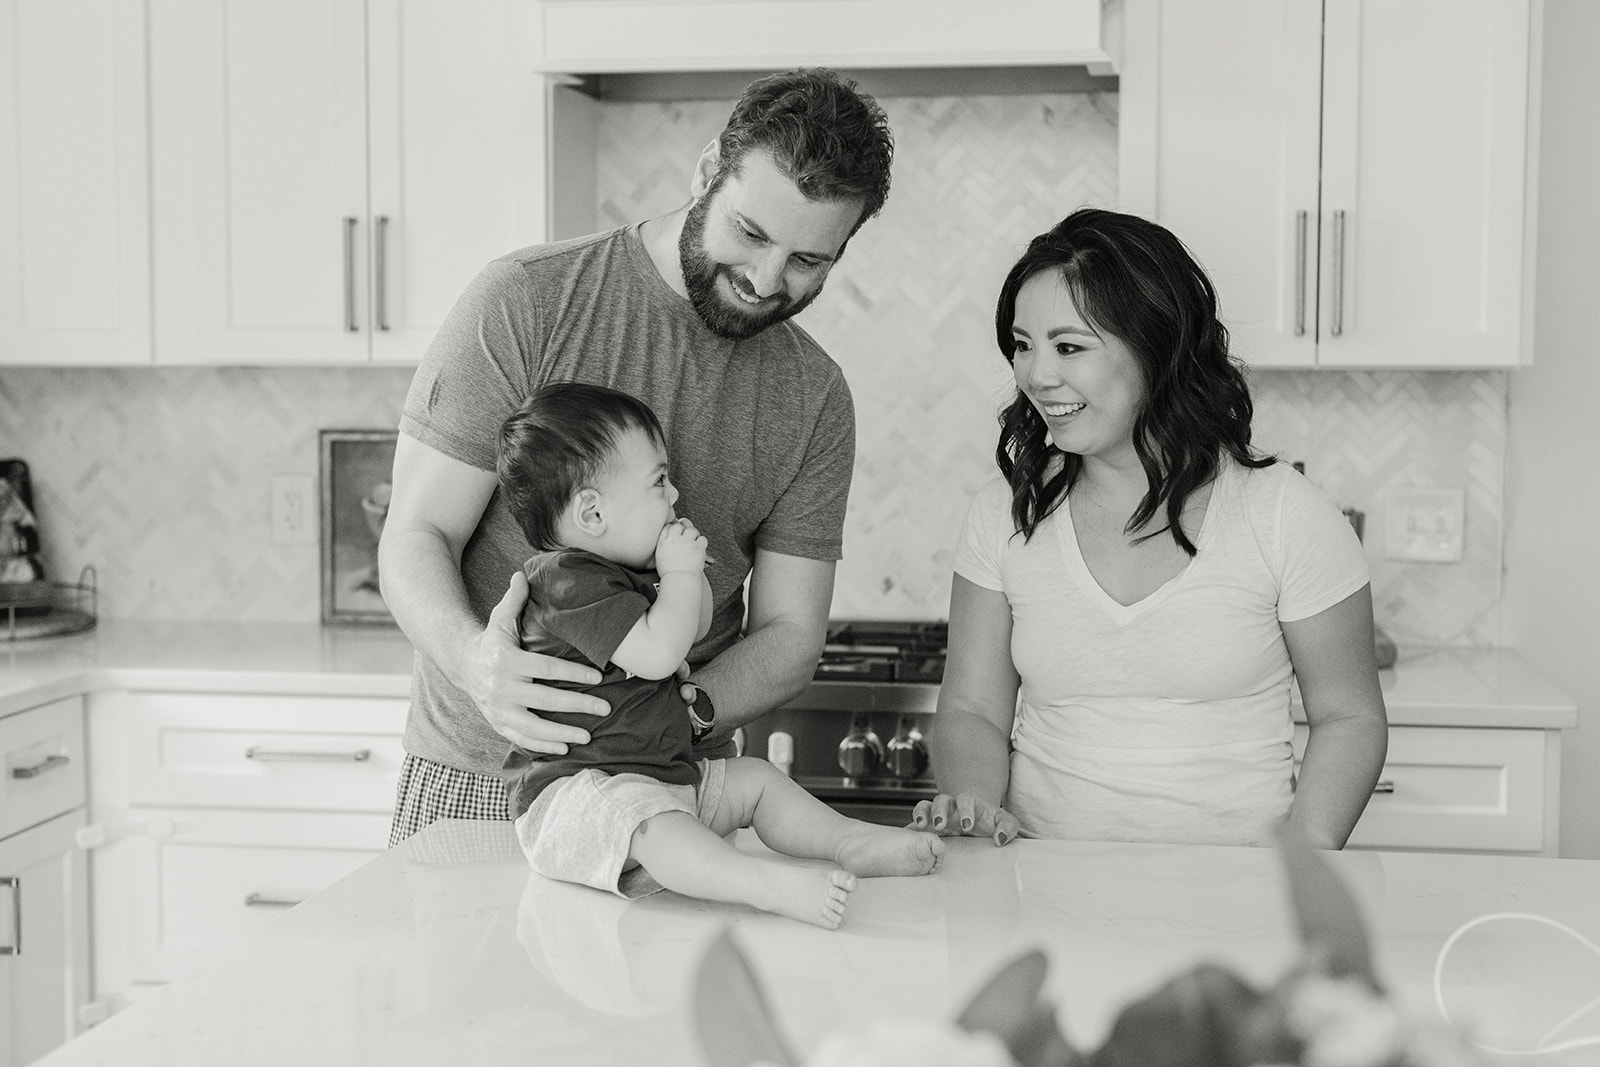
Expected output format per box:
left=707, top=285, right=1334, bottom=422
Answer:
left=525, top=554, right=652, bottom=670
left=1274, top=470, right=1371, bottom=623
left=754, top=370, right=855, bottom=561
left=397, top=258, right=543, bottom=471
left=952, top=477, right=1013, bottom=592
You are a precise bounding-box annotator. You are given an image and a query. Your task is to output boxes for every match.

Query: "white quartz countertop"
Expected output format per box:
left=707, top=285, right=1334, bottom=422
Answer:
left=34, top=820, right=1600, bottom=1067
left=0, top=620, right=1578, bottom=728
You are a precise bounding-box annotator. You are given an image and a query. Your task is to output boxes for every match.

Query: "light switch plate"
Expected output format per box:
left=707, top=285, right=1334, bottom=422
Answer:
left=269, top=475, right=316, bottom=545
left=1384, top=486, right=1465, bottom=562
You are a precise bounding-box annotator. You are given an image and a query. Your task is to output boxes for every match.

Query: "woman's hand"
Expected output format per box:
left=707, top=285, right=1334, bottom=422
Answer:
left=910, top=792, right=1021, bottom=847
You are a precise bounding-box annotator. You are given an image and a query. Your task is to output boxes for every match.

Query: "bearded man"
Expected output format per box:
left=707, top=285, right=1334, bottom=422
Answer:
left=380, top=69, right=894, bottom=844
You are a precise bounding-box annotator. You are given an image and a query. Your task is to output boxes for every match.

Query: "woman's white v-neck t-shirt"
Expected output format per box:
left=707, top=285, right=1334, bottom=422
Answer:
left=952, top=456, right=1369, bottom=847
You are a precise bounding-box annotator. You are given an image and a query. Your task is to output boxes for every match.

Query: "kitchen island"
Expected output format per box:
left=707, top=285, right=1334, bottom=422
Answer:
left=31, top=819, right=1600, bottom=1067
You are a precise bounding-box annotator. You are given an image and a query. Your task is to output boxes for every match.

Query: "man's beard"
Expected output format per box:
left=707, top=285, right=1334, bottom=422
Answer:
left=678, top=193, right=821, bottom=340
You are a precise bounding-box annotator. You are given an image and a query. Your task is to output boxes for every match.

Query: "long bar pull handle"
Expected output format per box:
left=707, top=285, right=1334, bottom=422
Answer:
left=1293, top=210, right=1308, bottom=337
left=0, top=876, right=19, bottom=955
left=244, top=893, right=302, bottom=909
left=245, top=747, right=371, bottom=763
left=11, top=753, right=69, bottom=779
left=374, top=215, right=390, bottom=332
left=343, top=216, right=359, bottom=332
left=1372, top=779, right=1395, bottom=795
left=1330, top=209, right=1346, bottom=337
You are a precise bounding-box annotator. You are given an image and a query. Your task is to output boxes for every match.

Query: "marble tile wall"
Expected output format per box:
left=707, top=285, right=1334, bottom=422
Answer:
left=0, top=89, right=1507, bottom=645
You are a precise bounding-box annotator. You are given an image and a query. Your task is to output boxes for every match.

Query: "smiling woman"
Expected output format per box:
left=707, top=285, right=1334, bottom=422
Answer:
left=919, top=207, right=1389, bottom=853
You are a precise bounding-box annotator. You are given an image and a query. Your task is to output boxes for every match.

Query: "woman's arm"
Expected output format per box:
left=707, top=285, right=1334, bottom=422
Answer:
left=1282, top=583, right=1389, bottom=849
left=916, top=576, right=1024, bottom=844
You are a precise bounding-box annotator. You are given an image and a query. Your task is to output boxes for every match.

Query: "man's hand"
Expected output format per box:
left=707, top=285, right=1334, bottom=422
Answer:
left=469, top=571, right=610, bottom=755
left=910, top=792, right=1021, bottom=847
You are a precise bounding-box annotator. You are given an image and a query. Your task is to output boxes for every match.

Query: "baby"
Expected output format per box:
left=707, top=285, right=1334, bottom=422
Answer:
left=497, top=382, right=943, bottom=927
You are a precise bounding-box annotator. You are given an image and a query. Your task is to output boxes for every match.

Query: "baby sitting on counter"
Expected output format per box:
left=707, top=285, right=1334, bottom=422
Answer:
left=496, top=383, right=943, bottom=927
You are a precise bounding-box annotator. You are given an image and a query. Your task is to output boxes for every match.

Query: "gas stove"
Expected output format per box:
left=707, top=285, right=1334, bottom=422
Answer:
left=812, top=619, right=948, bottom=685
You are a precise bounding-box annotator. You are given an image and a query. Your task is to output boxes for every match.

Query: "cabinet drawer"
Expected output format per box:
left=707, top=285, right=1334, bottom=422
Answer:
left=110, top=808, right=385, bottom=983
left=1295, top=725, right=1548, bottom=853
left=0, top=697, right=86, bottom=839
left=121, top=693, right=407, bottom=812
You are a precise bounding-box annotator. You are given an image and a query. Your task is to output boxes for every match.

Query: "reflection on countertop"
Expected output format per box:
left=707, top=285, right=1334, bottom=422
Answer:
left=33, top=820, right=1600, bottom=1067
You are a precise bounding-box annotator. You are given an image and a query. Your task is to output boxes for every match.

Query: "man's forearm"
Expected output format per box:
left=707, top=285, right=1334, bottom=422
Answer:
left=689, top=618, right=821, bottom=735
left=378, top=527, right=483, bottom=692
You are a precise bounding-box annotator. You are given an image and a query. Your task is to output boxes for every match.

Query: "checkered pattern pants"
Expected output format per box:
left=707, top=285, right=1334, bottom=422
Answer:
left=388, top=754, right=511, bottom=847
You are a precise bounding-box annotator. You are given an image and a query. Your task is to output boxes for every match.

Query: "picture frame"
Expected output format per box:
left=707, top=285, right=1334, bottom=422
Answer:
left=319, top=429, right=399, bottom=626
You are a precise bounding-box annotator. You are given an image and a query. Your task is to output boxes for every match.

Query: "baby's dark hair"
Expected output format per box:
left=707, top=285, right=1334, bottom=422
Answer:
left=497, top=383, right=666, bottom=551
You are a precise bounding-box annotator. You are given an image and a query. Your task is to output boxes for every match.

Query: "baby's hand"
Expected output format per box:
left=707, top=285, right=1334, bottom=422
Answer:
left=655, top=517, right=708, bottom=575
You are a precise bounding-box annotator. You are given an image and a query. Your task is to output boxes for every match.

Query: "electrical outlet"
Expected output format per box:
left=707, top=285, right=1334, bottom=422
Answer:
left=1384, top=486, right=1465, bottom=562
left=270, top=475, right=316, bottom=546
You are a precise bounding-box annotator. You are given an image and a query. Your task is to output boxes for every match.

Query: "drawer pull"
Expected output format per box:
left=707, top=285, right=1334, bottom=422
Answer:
left=1372, top=779, right=1395, bottom=795
left=243, top=893, right=301, bottom=909
left=11, top=753, right=69, bottom=779
left=245, top=747, right=371, bottom=763
left=1, top=876, right=18, bottom=956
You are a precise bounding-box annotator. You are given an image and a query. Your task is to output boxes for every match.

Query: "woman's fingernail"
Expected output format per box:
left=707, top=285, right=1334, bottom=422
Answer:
left=996, top=831, right=1009, bottom=845
left=933, top=816, right=945, bottom=829
left=961, top=818, right=973, bottom=831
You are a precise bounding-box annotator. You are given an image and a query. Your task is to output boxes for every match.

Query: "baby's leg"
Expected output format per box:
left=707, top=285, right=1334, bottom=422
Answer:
left=629, top=810, right=857, bottom=929
left=710, top=757, right=945, bottom=878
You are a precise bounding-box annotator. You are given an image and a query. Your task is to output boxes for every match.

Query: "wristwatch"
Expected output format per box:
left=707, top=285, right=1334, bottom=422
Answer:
left=688, top=686, right=716, bottom=743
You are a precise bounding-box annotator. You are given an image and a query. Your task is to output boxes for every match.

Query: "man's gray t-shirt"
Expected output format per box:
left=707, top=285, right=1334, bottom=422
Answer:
left=397, top=224, right=856, bottom=776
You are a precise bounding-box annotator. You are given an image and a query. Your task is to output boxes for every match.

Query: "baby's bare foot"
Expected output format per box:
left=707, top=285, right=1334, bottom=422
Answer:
left=758, top=867, right=856, bottom=929
left=835, top=825, right=946, bottom=877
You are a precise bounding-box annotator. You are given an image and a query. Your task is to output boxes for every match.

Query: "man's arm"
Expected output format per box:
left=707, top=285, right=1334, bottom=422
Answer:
left=379, top=433, right=607, bottom=754
left=680, top=548, right=833, bottom=738
left=1283, top=584, right=1389, bottom=849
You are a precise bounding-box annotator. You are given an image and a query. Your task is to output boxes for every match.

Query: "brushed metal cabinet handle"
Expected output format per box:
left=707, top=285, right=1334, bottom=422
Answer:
left=0, top=876, right=19, bottom=955
left=373, top=215, right=390, bottom=331
left=244, top=746, right=372, bottom=763
left=244, top=893, right=301, bottom=909
left=343, top=216, right=359, bottom=332
left=1294, top=210, right=1308, bottom=337
left=1372, top=779, right=1395, bottom=795
left=10, top=753, right=69, bottom=779
left=1330, top=209, right=1346, bottom=338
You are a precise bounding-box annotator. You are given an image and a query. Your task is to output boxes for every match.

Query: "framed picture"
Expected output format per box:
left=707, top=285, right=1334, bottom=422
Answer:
left=319, top=430, right=399, bottom=625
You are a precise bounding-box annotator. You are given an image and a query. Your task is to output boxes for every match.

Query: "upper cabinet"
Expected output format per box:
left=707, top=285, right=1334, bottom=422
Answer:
left=532, top=0, right=1117, bottom=74
left=1120, top=0, right=1540, bottom=369
left=0, top=0, right=152, bottom=366
left=150, top=0, right=547, bottom=366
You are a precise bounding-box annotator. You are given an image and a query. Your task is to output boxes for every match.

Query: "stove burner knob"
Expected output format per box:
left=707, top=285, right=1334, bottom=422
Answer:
left=885, top=717, right=928, bottom=779
left=837, top=715, right=885, bottom=779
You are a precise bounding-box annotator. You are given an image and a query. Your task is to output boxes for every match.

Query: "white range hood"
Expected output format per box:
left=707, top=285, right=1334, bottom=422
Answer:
left=529, top=0, right=1121, bottom=77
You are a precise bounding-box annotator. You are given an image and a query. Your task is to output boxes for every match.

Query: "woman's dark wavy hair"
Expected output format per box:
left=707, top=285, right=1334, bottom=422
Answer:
left=993, top=207, right=1274, bottom=555
left=497, top=383, right=665, bottom=552
left=715, top=67, right=894, bottom=240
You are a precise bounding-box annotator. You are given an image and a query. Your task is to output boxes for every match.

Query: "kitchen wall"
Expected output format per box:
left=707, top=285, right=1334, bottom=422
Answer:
left=0, top=86, right=1506, bottom=650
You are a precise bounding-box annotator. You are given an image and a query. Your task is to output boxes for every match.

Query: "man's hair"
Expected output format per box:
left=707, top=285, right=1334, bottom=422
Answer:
left=715, top=67, right=894, bottom=237
left=992, top=208, right=1275, bottom=553
left=497, top=382, right=666, bottom=551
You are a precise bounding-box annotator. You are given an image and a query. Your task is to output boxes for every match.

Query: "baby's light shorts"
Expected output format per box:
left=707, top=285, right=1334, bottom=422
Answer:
left=513, top=757, right=726, bottom=899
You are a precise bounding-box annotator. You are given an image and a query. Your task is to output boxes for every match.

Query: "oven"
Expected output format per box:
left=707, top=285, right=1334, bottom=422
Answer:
left=737, top=621, right=946, bottom=827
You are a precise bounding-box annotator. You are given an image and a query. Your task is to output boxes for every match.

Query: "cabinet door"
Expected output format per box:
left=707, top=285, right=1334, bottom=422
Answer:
left=1120, top=0, right=1322, bottom=367
left=365, top=0, right=548, bottom=364
left=151, top=0, right=370, bottom=364
left=0, top=810, right=91, bottom=1067
left=0, top=0, right=151, bottom=366
left=1316, top=0, right=1535, bottom=368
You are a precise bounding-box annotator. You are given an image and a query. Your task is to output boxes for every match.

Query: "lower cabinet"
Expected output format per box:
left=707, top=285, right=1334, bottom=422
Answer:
left=84, top=689, right=407, bottom=1009
left=1294, top=724, right=1561, bottom=855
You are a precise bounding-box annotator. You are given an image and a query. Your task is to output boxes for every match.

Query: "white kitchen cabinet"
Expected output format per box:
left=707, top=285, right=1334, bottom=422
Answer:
left=1293, top=723, right=1561, bottom=855
left=0, top=697, right=90, bottom=1067
left=531, top=0, right=1116, bottom=73
left=0, top=0, right=151, bottom=366
left=150, top=0, right=548, bottom=365
left=85, top=689, right=404, bottom=1004
left=1120, top=0, right=1539, bottom=368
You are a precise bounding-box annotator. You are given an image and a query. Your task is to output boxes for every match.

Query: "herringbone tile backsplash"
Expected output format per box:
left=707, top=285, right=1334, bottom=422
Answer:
left=0, top=90, right=1506, bottom=646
